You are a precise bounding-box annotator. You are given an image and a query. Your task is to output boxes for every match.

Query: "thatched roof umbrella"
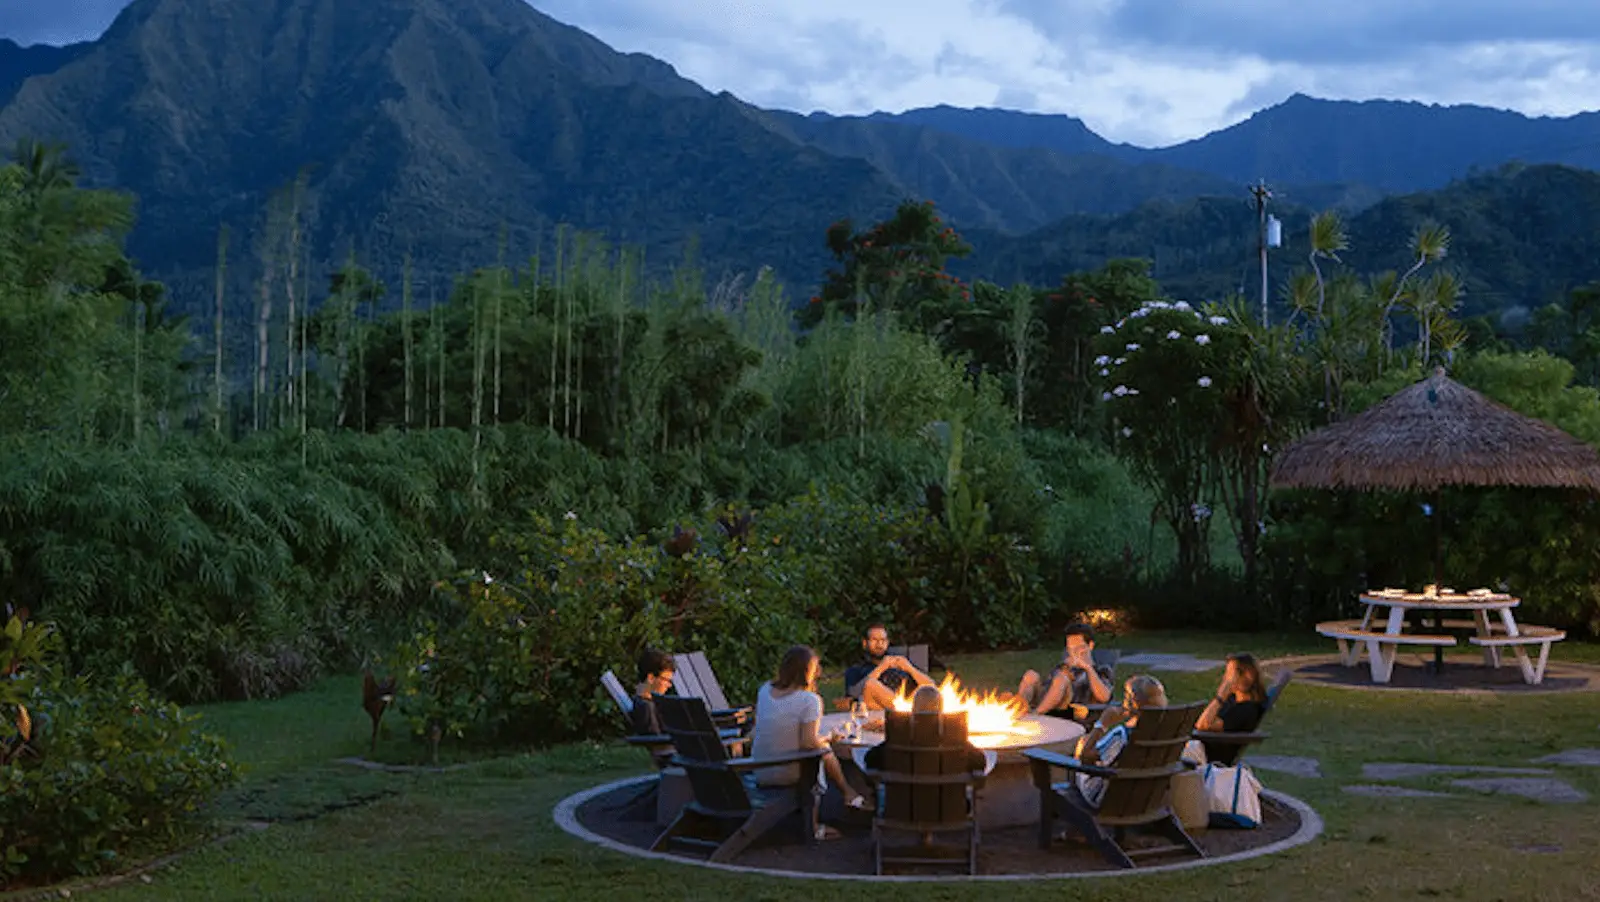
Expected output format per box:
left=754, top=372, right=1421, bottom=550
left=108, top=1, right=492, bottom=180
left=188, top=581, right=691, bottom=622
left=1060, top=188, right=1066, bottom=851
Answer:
left=1270, top=368, right=1600, bottom=624
left=1271, top=369, right=1600, bottom=493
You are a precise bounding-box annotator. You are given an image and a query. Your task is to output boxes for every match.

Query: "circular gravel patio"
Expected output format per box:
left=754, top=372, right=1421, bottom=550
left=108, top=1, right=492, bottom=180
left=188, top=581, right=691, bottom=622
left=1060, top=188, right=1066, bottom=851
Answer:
left=1267, top=653, right=1600, bottom=694
left=553, top=776, right=1322, bottom=881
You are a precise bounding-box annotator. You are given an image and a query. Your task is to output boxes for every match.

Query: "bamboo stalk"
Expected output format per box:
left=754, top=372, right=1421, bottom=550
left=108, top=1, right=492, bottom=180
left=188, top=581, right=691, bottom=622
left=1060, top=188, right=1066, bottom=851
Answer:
left=402, top=252, right=414, bottom=430
left=213, top=225, right=228, bottom=435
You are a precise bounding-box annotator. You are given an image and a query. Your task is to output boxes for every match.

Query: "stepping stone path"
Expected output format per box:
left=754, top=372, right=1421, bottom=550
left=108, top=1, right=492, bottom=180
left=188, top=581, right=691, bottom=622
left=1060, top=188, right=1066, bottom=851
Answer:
left=1249, top=755, right=1323, bottom=779
left=1339, top=758, right=1594, bottom=803
left=1361, top=763, right=1551, bottom=781
left=1343, top=784, right=1453, bottom=799
left=1450, top=777, right=1589, bottom=803
left=1533, top=748, right=1600, bottom=766
left=1116, top=652, right=1224, bottom=673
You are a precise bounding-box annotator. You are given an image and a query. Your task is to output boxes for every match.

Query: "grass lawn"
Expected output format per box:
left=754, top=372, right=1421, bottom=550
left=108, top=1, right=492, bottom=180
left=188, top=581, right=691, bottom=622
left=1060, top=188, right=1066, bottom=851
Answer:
left=17, top=631, right=1600, bottom=901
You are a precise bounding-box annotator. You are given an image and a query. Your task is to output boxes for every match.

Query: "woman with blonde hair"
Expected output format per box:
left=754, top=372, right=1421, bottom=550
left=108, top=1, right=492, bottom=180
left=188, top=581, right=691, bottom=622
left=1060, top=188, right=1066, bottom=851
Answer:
left=1074, top=674, right=1167, bottom=807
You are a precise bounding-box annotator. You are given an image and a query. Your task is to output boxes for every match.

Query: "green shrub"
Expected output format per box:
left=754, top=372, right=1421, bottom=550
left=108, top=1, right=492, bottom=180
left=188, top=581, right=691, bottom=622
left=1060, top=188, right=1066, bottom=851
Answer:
left=391, top=512, right=815, bottom=747
left=0, top=613, right=237, bottom=887
left=390, top=492, right=1049, bottom=749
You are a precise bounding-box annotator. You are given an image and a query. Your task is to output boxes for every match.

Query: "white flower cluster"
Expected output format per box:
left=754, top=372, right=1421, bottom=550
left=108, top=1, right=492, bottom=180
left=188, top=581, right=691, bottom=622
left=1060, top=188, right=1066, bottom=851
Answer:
left=1098, top=300, right=1228, bottom=404
left=1110, top=299, right=1227, bottom=332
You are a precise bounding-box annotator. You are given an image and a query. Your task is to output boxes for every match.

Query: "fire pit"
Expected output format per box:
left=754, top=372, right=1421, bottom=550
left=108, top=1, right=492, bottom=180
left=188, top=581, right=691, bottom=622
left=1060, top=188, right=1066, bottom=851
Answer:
left=823, top=675, right=1084, bottom=829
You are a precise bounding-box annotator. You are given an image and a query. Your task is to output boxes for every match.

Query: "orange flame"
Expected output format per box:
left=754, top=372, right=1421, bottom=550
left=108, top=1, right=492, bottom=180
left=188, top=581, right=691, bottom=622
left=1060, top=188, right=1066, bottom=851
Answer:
left=889, top=673, right=1028, bottom=738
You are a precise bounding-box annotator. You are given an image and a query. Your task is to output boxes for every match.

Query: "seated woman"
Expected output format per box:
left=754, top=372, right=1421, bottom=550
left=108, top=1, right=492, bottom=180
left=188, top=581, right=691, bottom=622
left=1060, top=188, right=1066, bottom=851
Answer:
left=1193, top=653, right=1269, bottom=763
left=1073, top=674, right=1166, bottom=808
left=749, top=645, right=868, bottom=839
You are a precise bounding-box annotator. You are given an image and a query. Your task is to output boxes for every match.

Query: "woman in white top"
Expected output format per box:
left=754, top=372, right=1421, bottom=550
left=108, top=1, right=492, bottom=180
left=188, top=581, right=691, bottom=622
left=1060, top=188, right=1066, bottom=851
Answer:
left=749, top=645, right=867, bottom=840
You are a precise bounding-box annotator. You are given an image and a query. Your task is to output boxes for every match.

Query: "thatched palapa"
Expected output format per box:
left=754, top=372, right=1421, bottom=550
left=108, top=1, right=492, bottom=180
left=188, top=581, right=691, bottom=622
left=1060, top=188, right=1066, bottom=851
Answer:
left=1269, top=369, right=1600, bottom=492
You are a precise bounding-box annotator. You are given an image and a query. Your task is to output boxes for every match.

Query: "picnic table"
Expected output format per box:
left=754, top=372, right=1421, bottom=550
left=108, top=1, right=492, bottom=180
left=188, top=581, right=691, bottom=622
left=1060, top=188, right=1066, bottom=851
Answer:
left=1317, top=588, right=1565, bottom=685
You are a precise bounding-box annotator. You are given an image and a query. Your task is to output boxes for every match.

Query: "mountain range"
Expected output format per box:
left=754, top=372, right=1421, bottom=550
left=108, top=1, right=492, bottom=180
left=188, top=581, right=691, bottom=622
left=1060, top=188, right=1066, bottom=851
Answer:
left=1, top=0, right=1599, bottom=321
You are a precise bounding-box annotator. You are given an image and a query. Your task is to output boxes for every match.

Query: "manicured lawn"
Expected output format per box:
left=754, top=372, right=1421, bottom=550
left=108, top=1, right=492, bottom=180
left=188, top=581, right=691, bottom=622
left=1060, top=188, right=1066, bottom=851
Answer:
left=19, top=631, right=1600, bottom=901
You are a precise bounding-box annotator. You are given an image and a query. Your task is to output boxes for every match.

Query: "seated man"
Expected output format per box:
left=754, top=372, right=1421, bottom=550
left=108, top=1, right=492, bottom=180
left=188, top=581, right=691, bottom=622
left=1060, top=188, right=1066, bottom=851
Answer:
left=630, top=648, right=674, bottom=738
left=1015, top=622, right=1113, bottom=717
left=843, top=624, right=934, bottom=710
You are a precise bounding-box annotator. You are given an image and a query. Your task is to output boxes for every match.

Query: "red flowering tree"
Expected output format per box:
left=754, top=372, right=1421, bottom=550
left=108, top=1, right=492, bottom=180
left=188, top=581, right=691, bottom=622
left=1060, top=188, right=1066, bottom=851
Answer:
left=798, top=199, right=973, bottom=332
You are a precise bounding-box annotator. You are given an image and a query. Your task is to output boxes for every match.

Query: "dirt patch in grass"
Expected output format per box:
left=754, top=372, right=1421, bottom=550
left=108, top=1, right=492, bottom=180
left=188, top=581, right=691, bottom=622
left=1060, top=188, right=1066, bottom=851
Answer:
left=573, top=781, right=1305, bottom=877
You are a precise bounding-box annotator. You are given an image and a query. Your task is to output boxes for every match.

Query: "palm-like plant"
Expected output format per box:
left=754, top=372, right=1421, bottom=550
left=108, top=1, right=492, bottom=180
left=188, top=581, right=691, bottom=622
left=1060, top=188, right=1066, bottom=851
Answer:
left=1404, top=270, right=1463, bottom=367
left=1308, top=210, right=1348, bottom=318
left=1382, top=223, right=1451, bottom=361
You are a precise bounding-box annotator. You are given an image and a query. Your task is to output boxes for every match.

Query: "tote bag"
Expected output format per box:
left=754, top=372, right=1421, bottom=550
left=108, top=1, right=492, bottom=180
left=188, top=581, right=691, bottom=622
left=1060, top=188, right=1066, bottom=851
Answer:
left=1202, top=762, right=1261, bottom=828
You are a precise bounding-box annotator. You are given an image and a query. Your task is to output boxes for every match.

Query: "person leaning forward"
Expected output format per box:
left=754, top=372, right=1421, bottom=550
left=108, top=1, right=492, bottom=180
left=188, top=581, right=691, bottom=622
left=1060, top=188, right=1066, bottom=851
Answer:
left=1015, top=622, right=1113, bottom=718
left=843, top=623, right=934, bottom=710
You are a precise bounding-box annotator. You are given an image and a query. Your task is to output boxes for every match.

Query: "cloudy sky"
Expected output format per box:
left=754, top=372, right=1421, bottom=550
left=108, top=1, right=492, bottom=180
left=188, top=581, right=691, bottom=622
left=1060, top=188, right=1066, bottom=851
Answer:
left=7, top=0, right=1600, bottom=146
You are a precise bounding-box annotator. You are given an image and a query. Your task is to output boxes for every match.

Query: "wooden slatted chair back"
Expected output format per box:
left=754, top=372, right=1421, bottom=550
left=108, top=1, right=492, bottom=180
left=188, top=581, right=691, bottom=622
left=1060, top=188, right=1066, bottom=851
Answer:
left=887, top=644, right=931, bottom=674
left=1097, top=702, right=1205, bottom=824
left=655, top=695, right=753, bottom=817
left=1263, top=670, right=1293, bottom=713
left=879, top=709, right=973, bottom=826
left=600, top=670, right=633, bottom=715
left=672, top=651, right=731, bottom=711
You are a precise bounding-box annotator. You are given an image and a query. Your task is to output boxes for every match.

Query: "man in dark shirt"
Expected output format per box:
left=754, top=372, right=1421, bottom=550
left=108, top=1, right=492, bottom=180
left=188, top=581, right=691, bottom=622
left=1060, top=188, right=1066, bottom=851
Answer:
left=843, top=624, right=934, bottom=710
left=1014, top=622, right=1113, bottom=718
left=630, top=648, right=674, bottom=739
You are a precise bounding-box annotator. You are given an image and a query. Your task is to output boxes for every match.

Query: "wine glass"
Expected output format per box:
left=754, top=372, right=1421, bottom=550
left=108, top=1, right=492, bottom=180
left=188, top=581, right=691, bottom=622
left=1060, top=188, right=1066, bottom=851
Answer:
left=850, top=699, right=868, bottom=739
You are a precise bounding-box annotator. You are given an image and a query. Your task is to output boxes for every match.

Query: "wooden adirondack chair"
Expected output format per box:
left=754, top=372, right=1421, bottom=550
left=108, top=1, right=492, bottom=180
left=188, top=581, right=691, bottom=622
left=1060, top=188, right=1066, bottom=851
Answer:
left=1192, top=670, right=1293, bottom=766
left=888, top=643, right=937, bottom=676
left=598, top=670, right=676, bottom=818
left=862, top=707, right=992, bottom=875
left=1025, top=701, right=1207, bottom=869
left=671, top=651, right=753, bottom=730
left=651, top=695, right=824, bottom=863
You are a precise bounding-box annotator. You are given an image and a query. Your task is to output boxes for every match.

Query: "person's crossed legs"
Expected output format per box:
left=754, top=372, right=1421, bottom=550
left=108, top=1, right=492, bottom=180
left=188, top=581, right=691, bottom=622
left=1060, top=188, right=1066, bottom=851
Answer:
left=1016, top=667, right=1073, bottom=713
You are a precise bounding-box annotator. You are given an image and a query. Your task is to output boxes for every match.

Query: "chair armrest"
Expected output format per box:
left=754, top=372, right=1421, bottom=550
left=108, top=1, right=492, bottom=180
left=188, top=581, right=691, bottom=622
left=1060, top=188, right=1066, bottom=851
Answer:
left=1024, top=747, right=1115, bottom=779
left=626, top=727, right=742, bottom=747
left=712, top=706, right=753, bottom=722
left=624, top=733, right=672, bottom=747
left=723, top=747, right=828, bottom=771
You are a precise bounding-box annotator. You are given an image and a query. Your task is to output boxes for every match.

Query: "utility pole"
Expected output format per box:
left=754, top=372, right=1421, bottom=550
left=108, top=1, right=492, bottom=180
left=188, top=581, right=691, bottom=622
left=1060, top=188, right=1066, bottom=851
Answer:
left=1250, top=180, right=1272, bottom=327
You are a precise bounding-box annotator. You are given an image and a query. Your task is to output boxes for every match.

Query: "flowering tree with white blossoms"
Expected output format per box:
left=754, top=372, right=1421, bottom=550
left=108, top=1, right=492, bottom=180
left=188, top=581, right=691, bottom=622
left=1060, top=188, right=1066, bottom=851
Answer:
left=1094, top=299, right=1252, bottom=581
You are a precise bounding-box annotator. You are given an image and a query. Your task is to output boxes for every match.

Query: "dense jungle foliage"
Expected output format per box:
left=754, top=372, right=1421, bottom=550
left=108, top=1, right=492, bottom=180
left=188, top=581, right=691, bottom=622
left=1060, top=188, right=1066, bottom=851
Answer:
left=7, top=139, right=1600, bottom=881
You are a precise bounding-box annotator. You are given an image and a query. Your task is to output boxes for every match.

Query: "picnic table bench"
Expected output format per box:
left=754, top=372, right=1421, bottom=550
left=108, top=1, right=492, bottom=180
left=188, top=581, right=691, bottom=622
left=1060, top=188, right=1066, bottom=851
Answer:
left=1317, top=589, right=1565, bottom=685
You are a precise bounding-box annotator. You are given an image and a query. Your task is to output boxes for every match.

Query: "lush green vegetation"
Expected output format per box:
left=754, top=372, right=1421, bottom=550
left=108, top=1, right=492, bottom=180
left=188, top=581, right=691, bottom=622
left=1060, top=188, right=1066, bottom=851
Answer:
left=1, top=609, right=237, bottom=886
left=8, top=130, right=1600, bottom=888
left=3, top=637, right=1590, bottom=900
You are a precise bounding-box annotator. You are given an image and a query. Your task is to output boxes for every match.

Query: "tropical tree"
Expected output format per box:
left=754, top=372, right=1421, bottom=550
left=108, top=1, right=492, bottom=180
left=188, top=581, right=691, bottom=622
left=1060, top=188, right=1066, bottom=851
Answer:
left=1307, top=210, right=1348, bottom=318
left=1093, top=299, right=1247, bottom=581
left=1381, top=222, right=1451, bottom=362
left=800, top=199, right=973, bottom=335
